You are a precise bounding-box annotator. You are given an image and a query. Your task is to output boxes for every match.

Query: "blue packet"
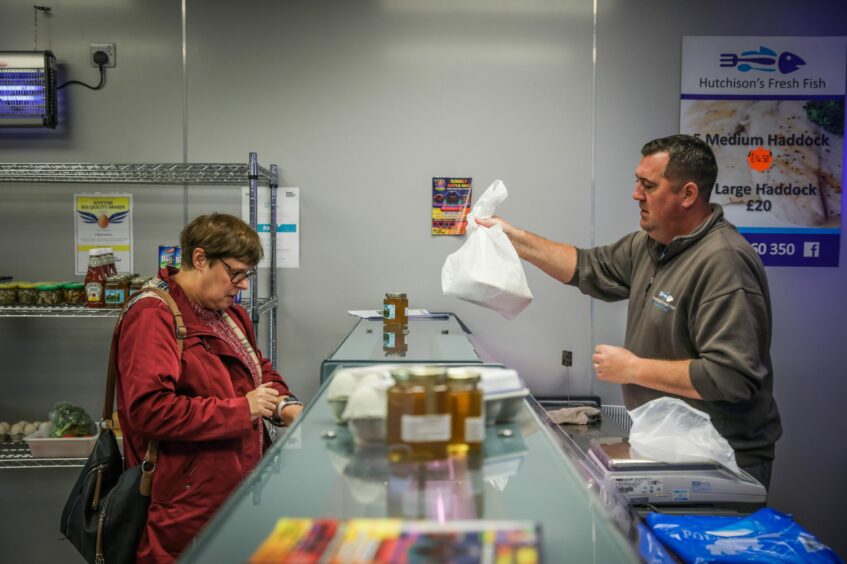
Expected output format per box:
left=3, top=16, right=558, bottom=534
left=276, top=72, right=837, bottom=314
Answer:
left=645, top=508, right=842, bottom=563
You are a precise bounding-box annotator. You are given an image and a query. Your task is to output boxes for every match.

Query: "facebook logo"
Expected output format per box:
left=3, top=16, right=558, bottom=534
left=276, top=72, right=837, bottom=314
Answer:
left=803, top=241, right=820, bottom=258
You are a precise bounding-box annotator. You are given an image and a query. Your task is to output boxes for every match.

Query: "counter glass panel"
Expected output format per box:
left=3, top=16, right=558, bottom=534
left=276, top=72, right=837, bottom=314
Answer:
left=181, top=381, right=640, bottom=563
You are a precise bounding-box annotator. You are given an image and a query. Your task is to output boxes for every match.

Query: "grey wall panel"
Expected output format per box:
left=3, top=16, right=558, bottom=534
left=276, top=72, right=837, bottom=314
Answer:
left=185, top=0, right=597, bottom=402
left=595, top=0, right=847, bottom=556
left=0, top=2, right=185, bottom=561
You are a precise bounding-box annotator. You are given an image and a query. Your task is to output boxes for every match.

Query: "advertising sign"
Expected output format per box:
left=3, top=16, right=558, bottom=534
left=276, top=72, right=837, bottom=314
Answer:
left=432, top=177, right=472, bottom=235
left=681, top=36, right=846, bottom=266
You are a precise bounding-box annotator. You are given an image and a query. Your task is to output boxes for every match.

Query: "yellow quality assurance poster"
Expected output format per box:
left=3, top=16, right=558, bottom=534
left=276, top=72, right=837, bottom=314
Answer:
left=74, top=194, right=133, bottom=275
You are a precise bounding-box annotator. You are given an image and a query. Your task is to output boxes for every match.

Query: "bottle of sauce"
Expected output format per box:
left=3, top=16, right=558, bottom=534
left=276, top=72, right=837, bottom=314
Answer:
left=387, top=366, right=450, bottom=462
left=446, top=368, right=485, bottom=455
left=84, top=248, right=108, bottom=308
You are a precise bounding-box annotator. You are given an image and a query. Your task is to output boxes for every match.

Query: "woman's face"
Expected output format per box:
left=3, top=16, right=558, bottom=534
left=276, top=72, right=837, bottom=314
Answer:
left=198, top=255, right=253, bottom=310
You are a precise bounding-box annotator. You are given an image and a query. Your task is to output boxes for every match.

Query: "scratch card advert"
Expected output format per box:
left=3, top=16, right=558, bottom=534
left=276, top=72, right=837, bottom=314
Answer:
left=432, top=177, right=472, bottom=235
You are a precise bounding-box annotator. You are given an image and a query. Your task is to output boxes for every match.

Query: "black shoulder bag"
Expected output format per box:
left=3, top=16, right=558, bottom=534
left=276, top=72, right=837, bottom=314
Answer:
left=60, top=287, right=186, bottom=564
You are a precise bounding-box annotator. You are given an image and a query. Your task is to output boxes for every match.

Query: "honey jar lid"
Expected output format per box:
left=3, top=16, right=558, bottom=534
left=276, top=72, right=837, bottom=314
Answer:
left=385, top=292, right=407, bottom=299
left=446, top=367, right=481, bottom=383
left=408, top=365, right=447, bottom=382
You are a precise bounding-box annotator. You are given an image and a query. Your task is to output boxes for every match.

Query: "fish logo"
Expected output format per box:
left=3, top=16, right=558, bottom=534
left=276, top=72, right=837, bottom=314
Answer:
left=720, top=46, right=805, bottom=74
left=652, top=290, right=676, bottom=312
left=77, top=209, right=129, bottom=229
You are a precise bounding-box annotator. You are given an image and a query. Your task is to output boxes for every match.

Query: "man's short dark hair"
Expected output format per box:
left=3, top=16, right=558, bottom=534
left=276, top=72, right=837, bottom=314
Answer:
left=641, top=134, right=718, bottom=201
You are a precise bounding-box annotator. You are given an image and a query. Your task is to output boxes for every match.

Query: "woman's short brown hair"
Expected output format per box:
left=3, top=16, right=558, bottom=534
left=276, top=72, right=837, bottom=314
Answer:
left=179, top=213, right=263, bottom=270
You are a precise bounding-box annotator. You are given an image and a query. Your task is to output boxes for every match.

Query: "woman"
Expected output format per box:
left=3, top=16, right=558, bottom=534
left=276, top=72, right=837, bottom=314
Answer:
left=115, top=213, right=302, bottom=563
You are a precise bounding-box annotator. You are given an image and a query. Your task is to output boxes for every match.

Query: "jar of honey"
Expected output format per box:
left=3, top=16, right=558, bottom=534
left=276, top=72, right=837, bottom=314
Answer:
left=446, top=368, right=485, bottom=455
left=383, top=292, right=408, bottom=326
left=383, top=326, right=408, bottom=357
left=387, top=366, right=450, bottom=462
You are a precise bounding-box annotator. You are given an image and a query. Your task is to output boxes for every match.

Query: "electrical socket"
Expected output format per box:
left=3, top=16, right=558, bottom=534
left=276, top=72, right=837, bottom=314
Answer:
left=90, top=43, right=116, bottom=68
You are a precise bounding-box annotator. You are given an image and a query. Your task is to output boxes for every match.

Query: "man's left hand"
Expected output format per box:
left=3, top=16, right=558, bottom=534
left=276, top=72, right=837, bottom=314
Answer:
left=592, top=344, right=640, bottom=384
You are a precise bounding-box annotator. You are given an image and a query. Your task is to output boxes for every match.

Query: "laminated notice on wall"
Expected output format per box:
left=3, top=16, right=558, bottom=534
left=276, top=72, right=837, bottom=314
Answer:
left=241, top=186, right=300, bottom=268
left=432, top=177, right=472, bottom=235
left=74, top=193, right=133, bottom=275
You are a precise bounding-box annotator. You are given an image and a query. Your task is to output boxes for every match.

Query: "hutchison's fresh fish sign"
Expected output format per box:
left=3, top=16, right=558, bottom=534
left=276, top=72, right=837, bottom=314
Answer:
left=720, top=46, right=806, bottom=74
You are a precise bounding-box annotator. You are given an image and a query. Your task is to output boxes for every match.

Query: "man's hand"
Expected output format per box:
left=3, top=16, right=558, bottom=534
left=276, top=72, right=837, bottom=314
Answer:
left=592, top=344, right=640, bottom=384
left=246, top=382, right=280, bottom=421
left=475, top=215, right=515, bottom=235
left=592, top=344, right=703, bottom=400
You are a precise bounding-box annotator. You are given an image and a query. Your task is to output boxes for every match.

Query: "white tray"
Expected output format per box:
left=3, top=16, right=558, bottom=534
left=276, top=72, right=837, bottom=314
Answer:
left=24, top=429, right=97, bottom=458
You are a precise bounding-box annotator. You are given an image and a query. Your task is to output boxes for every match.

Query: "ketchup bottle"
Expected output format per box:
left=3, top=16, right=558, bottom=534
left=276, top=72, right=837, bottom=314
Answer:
left=84, top=248, right=108, bottom=308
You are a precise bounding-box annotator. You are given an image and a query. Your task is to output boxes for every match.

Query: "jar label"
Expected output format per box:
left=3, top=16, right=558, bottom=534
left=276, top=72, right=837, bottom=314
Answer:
left=384, top=303, right=396, bottom=320
left=465, top=417, right=485, bottom=443
left=85, top=282, right=103, bottom=302
left=401, top=414, right=450, bottom=442
left=104, top=288, right=126, bottom=305
left=384, top=331, right=395, bottom=347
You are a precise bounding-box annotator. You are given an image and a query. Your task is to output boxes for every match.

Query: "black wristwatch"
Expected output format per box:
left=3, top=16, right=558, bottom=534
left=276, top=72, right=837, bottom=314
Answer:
left=271, top=396, right=303, bottom=426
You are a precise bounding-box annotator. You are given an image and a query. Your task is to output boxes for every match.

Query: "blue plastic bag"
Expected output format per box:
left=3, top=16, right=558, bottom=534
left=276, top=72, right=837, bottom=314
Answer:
left=645, top=508, right=842, bottom=563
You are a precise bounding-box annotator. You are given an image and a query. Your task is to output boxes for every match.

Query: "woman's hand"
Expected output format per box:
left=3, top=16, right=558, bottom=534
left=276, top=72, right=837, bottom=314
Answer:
left=245, top=382, right=280, bottom=421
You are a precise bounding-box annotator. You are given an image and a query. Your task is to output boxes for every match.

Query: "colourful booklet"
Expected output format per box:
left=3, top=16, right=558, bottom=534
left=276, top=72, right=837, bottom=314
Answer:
left=250, top=518, right=542, bottom=563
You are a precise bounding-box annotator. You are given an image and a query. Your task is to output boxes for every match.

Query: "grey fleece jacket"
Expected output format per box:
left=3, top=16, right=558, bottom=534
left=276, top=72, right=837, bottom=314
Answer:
left=570, top=205, right=782, bottom=467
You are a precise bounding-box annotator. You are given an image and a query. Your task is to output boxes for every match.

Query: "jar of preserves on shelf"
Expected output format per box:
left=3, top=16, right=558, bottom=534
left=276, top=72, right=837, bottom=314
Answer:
left=62, top=282, right=86, bottom=306
left=84, top=249, right=109, bottom=308
left=387, top=366, right=450, bottom=462
left=129, top=276, right=149, bottom=298
left=0, top=282, right=17, bottom=306
left=35, top=283, right=63, bottom=307
left=446, top=368, right=485, bottom=455
left=16, top=282, right=38, bottom=306
left=104, top=275, right=129, bottom=308
left=383, top=292, right=408, bottom=327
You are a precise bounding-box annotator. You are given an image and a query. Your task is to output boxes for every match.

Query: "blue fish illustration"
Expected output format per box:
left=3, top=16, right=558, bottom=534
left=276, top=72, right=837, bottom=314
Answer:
left=777, top=51, right=805, bottom=74
left=719, top=46, right=806, bottom=74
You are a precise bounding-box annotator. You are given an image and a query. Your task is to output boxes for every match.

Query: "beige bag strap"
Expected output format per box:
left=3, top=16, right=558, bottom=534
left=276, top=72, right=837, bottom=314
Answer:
left=104, top=286, right=186, bottom=495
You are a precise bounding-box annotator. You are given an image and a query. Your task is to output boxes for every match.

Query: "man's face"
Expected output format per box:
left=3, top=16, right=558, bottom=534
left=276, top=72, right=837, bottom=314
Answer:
left=632, top=152, right=686, bottom=245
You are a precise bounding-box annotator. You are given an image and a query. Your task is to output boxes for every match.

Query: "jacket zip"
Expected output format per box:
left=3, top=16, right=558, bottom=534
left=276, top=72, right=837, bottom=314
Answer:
left=95, top=487, right=116, bottom=564
left=644, top=246, right=669, bottom=298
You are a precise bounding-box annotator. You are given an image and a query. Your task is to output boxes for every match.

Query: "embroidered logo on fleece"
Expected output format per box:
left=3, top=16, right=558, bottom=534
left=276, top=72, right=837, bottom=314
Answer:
left=652, top=290, right=676, bottom=312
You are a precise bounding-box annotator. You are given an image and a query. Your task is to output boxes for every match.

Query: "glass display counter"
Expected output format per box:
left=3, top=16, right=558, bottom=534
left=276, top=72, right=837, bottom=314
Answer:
left=320, top=314, right=488, bottom=383
left=180, top=381, right=644, bottom=562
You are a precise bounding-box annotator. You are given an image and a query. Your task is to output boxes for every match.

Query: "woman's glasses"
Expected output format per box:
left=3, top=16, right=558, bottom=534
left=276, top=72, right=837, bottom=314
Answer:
left=219, top=258, right=256, bottom=284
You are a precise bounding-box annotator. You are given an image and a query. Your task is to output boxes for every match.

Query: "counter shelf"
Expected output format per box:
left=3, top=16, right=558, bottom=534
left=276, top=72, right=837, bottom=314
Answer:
left=320, top=313, right=489, bottom=383
left=181, top=376, right=643, bottom=563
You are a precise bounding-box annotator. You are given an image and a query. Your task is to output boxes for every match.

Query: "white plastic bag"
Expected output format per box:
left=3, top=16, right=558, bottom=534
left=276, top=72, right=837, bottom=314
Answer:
left=628, top=397, right=740, bottom=474
left=441, top=179, right=533, bottom=319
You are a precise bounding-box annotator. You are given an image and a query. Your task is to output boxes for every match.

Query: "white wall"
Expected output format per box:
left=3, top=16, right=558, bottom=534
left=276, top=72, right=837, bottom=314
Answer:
left=1, top=0, right=845, bottom=560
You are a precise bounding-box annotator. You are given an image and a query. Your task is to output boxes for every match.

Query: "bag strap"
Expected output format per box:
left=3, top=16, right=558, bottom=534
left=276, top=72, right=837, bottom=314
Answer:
left=103, top=286, right=186, bottom=494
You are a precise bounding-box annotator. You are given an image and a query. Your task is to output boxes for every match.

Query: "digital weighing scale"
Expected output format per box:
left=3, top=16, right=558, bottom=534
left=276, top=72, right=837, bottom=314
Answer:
left=587, top=439, right=766, bottom=507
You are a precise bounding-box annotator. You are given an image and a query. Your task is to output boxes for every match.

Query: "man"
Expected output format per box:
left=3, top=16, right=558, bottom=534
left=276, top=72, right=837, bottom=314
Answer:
left=479, top=134, right=781, bottom=488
